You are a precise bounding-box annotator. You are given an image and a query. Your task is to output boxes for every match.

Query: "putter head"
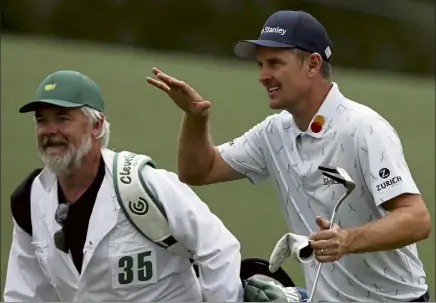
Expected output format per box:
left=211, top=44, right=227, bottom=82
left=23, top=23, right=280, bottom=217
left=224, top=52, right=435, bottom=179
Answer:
left=318, top=165, right=356, bottom=193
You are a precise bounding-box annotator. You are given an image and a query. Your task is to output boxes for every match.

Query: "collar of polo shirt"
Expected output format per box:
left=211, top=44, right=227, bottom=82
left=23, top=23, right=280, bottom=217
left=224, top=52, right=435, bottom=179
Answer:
left=292, top=82, right=344, bottom=138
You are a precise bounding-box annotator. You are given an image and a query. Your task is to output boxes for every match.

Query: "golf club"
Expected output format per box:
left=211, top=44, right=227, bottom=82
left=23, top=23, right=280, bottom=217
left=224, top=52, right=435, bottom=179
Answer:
left=308, top=165, right=356, bottom=302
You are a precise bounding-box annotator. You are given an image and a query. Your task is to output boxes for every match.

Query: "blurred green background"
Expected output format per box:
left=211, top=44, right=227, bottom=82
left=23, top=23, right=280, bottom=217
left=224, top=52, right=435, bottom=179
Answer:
left=1, top=0, right=435, bottom=300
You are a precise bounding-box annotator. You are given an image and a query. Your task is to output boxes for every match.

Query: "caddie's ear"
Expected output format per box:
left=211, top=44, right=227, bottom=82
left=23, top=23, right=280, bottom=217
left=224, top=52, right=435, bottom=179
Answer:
left=90, top=112, right=104, bottom=138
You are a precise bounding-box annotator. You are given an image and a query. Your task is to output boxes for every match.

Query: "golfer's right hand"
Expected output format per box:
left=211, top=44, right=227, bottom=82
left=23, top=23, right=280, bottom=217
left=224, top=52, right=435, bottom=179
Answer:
left=146, top=67, right=211, bottom=117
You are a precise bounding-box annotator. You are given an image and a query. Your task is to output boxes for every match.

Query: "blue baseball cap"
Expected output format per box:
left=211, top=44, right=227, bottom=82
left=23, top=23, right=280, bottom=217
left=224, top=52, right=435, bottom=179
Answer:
left=234, top=10, right=333, bottom=61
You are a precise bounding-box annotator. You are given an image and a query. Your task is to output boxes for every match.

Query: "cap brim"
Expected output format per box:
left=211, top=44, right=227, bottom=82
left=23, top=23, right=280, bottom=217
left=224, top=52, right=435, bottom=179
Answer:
left=234, top=40, right=296, bottom=60
left=19, top=99, right=84, bottom=113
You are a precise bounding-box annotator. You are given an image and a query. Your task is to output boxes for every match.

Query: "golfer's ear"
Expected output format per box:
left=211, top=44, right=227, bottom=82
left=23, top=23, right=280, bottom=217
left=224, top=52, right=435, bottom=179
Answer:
left=307, top=53, right=322, bottom=78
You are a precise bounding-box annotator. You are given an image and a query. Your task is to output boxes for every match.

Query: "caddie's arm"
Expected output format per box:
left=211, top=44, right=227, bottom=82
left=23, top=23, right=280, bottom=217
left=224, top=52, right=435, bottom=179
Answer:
left=3, top=221, right=58, bottom=302
left=344, top=116, right=431, bottom=254
left=143, top=166, right=244, bottom=302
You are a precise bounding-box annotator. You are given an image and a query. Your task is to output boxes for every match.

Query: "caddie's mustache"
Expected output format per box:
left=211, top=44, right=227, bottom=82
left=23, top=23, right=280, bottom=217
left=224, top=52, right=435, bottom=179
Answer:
left=42, top=136, right=67, bottom=148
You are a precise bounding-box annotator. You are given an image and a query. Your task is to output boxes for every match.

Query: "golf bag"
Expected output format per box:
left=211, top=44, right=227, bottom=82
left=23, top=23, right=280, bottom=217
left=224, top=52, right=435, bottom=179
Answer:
left=240, top=257, right=295, bottom=287
left=112, top=151, right=303, bottom=288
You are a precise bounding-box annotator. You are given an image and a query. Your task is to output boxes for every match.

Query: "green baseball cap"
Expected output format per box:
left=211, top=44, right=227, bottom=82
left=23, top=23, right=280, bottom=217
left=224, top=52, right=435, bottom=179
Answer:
left=19, top=70, right=104, bottom=113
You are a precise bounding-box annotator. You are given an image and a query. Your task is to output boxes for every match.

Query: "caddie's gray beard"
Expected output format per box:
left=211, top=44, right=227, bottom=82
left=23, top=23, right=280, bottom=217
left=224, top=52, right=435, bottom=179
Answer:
left=38, top=134, right=93, bottom=175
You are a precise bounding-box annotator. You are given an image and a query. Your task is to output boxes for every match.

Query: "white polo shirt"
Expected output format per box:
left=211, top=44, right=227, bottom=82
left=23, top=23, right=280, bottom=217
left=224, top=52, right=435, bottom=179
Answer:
left=217, top=83, right=428, bottom=302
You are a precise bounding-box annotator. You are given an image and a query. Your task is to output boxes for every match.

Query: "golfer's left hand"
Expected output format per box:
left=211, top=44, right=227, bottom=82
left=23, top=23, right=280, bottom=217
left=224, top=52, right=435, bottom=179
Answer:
left=309, top=216, right=349, bottom=263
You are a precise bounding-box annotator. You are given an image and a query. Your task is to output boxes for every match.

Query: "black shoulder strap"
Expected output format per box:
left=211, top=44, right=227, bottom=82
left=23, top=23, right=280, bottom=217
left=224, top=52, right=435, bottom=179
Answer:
left=10, top=168, right=44, bottom=237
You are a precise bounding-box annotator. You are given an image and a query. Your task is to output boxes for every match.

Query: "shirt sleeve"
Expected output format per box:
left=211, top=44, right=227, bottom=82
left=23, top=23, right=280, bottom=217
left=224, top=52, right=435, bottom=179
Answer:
left=3, top=221, right=58, bottom=302
left=355, top=116, right=420, bottom=206
left=216, top=116, right=273, bottom=185
left=142, top=166, right=244, bottom=302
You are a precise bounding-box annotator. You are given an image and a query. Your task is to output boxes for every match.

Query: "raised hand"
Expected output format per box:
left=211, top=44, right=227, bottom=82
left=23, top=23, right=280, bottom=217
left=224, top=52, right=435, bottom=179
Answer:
left=146, top=67, right=212, bottom=117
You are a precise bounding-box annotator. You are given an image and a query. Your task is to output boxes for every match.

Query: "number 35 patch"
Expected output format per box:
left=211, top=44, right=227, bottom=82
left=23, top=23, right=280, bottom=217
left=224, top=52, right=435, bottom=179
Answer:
left=111, top=249, right=157, bottom=288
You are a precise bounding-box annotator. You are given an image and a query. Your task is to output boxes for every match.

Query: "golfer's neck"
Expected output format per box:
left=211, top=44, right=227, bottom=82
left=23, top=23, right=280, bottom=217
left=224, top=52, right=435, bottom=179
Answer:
left=58, top=147, right=102, bottom=194
left=290, top=81, right=332, bottom=131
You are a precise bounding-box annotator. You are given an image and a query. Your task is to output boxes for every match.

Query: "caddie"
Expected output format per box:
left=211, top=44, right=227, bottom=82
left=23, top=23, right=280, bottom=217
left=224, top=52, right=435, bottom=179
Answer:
left=146, top=10, right=432, bottom=302
left=3, top=70, right=244, bottom=302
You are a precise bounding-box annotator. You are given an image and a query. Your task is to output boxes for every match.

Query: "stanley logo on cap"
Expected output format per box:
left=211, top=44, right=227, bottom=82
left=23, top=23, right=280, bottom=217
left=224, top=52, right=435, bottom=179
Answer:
left=261, top=26, right=287, bottom=36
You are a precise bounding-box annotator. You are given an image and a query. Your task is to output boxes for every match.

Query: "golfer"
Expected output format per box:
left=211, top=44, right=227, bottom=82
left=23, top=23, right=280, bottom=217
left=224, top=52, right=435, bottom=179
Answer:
left=146, top=10, right=431, bottom=302
left=3, top=70, right=244, bottom=302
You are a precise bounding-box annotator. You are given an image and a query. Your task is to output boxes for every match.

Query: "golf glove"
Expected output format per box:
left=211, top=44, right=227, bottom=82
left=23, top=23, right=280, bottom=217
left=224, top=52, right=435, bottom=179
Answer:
left=244, top=274, right=308, bottom=302
left=269, top=233, right=314, bottom=273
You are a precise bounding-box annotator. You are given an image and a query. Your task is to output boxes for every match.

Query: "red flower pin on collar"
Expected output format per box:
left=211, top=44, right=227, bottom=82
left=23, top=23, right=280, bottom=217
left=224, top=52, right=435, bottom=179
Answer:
left=310, top=115, right=325, bottom=133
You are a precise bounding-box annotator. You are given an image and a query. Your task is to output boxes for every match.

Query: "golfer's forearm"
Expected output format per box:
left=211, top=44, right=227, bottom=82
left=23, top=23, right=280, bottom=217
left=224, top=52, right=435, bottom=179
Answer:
left=178, top=113, right=215, bottom=184
left=344, top=207, right=431, bottom=254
